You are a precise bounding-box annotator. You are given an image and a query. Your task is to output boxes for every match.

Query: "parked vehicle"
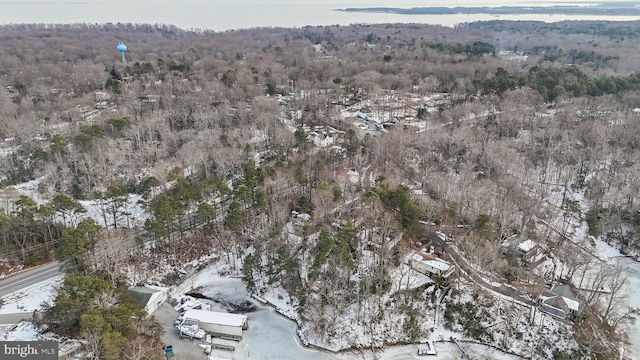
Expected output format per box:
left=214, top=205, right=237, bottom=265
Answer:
left=178, top=324, right=206, bottom=340
left=173, top=316, right=183, bottom=327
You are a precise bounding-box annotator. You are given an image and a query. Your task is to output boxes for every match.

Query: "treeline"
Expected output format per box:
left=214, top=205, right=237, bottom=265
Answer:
left=529, top=45, right=620, bottom=66
left=143, top=163, right=274, bottom=241
left=422, top=41, right=495, bottom=57
left=474, top=66, right=640, bottom=102
left=0, top=195, right=87, bottom=266
left=587, top=206, right=640, bottom=257
left=0, top=22, right=188, bottom=37
left=469, top=20, right=640, bottom=40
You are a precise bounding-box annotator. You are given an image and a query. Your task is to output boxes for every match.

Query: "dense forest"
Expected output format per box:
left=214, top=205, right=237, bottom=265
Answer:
left=0, top=20, right=639, bottom=359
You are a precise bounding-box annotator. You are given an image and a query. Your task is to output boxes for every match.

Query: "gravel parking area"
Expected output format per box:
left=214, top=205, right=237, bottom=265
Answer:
left=154, top=302, right=209, bottom=360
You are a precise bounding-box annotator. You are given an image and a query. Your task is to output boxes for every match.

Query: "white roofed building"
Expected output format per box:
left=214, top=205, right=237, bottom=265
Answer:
left=501, top=235, right=543, bottom=264
left=410, top=252, right=455, bottom=279
left=517, top=239, right=537, bottom=253
left=181, top=309, right=248, bottom=340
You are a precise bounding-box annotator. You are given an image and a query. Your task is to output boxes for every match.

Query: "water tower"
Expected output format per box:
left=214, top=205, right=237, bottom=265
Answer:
left=117, top=43, right=127, bottom=64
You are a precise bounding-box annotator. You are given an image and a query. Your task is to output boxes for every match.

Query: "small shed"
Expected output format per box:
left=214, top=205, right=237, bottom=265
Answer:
left=127, top=286, right=168, bottom=315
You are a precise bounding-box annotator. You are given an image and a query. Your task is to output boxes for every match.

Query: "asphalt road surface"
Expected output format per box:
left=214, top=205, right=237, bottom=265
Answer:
left=0, top=261, right=63, bottom=298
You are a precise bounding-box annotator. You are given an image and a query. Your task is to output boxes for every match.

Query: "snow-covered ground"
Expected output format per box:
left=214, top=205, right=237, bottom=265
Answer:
left=4, top=178, right=150, bottom=228
left=558, top=171, right=640, bottom=358
left=121, top=235, right=586, bottom=359
left=172, top=266, right=520, bottom=360
left=0, top=274, right=62, bottom=315
left=1, top=165, right=637, bottom=358
left=0, top=259, right=520, bottom=360
left=535, top=166, right=640, bottom=359
left=593, top=239, right=640, bottom=359
left=0, top=321, right=40, bottom=340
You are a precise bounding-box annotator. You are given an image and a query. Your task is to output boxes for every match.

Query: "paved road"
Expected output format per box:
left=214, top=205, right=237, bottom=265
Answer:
left=0, top=261, right=63, bottom=298
left=0, top=312, right=32, bottom=325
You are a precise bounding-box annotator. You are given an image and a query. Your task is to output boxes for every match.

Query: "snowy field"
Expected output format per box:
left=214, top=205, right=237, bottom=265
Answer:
left=0, top=274, right=62, bottom=315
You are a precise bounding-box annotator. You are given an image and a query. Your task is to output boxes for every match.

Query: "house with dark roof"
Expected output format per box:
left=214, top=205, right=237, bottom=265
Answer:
left=538, top=284, right=583, bottom=320
left=127, top=286, right=168, bottom=315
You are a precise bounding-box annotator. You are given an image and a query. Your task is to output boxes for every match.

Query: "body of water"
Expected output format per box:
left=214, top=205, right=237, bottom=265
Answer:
left=0, top=0, right=639, bottom=30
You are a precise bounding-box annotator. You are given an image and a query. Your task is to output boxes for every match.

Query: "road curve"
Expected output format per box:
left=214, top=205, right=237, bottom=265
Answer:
left=0, top=261, right=63, bottom=298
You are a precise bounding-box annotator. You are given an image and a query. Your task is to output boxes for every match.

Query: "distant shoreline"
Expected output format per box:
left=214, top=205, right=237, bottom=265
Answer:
left=336, top=5, right=640, bottom=16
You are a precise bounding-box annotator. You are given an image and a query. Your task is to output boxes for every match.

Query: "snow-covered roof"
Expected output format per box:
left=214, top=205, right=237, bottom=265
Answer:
left=413, top=253, right=451, bottom=270
left=424, top=259, right=451, bottom=272
left=500, top=234, right=518, bottom=248
left=539, top=290, right=555, bottom=301
left=564, top=297, right=580, bottom=312
left=517, top=239, right=537, bottom=253
left=541, top=304, right=566, bottom=318
left=183, top=309, right=247, bottom=327
left=540, top=284, right=582, bottom=313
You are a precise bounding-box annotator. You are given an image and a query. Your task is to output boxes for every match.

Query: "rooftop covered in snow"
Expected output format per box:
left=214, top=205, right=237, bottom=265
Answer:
left=183, top=309, right=248, bottom=328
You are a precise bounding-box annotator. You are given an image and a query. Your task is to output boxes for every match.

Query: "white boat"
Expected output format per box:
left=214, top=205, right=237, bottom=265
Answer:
left=179, top=324, right=206, bottom=340
left=417, top=340, right=437, bottom=356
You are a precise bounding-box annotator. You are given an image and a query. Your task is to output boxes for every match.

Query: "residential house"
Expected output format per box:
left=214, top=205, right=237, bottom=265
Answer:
left=410, top=252, right=455, bottom=279
left=538, top=284, right=584, bottom=320
left=363, top=229, right=403, bottom=252
left=501, top=235, right=543, bottom=264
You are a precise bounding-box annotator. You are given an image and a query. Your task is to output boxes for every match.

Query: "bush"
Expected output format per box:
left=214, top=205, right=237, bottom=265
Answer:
left=586, top=214, right=601, bottom=238
left=23, top=255, right=38, bottom=267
